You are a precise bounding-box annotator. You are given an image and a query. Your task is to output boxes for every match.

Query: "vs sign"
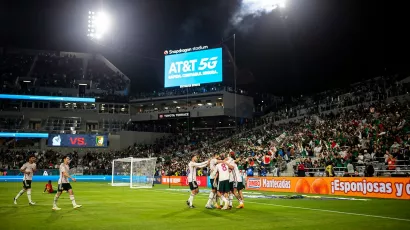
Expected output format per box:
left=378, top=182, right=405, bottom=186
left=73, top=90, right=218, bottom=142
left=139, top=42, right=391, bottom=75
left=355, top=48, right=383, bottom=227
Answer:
left=69, top=137, right=86, bottom=146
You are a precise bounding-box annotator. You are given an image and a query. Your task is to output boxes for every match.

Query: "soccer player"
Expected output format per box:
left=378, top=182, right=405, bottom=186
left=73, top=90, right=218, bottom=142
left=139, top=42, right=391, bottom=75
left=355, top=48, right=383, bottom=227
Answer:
left=186, top=155, right=209, bottom=208
left=44, top=180, right=57, bottom=194
left=14, top=155, right=37, bottom=205
left=205, top=153, right=219, bottom=209
left=226, top=151, right=235, bottom=209
left=227, top=158, right=245, bottom=209
left=216, top=160, right=231, bottom=210
left=52, top=156, right=82, bottom=211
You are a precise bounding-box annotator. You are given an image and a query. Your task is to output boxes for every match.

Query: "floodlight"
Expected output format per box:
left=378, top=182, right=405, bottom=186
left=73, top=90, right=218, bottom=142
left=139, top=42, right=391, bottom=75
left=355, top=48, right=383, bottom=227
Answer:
left=279, top=0, right=286, bottom=8
left=87, top=11, right=110, bottom=40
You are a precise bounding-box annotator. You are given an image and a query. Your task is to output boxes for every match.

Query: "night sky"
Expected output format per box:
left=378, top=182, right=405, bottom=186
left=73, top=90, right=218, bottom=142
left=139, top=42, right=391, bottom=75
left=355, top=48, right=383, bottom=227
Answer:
left=0, top=0, right=402, bottom=96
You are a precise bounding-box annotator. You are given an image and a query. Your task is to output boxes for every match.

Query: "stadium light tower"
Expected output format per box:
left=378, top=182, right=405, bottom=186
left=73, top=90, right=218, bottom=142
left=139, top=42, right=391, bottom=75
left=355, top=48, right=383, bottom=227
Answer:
left=87, top=11, right=111, bottom=40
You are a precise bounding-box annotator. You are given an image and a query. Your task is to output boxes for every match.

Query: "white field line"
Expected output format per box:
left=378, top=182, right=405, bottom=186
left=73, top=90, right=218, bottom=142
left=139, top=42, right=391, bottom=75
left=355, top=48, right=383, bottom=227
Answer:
left=151, top=189, right=410, bottom=222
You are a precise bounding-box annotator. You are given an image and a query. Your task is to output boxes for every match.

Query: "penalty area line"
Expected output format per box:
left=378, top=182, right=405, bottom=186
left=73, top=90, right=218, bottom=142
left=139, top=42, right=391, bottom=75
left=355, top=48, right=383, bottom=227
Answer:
left=246, top=201, right=410, bottom=222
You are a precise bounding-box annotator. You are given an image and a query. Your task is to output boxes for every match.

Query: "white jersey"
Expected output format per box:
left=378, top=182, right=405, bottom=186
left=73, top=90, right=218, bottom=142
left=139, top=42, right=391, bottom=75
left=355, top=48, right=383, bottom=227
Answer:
left=231, top=162, right=242, bottom=183
left=226, top=157, right=234, bottom=165
left=21, top=162, right=36, bottom=181
left=209, top=158, right=218, bottom=179
left=187, top=161, right=207, bottom=183
left=58, top=163, right=70, bottom=184
left=226, top=157, right=234, bottom=182
left=216, top=163, right=230, bottom=181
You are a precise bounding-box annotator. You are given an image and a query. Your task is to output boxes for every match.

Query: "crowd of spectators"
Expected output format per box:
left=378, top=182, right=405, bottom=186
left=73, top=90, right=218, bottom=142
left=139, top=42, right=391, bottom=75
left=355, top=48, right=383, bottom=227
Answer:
left=32, top=53, right=83, bottom=88
left=0, top=51, right=129, bottom=96
left=0, top=53, right=34, bottom=94
left=1, top=74, right=410, bottom=178
left=86, top=59, right=129, bottom=91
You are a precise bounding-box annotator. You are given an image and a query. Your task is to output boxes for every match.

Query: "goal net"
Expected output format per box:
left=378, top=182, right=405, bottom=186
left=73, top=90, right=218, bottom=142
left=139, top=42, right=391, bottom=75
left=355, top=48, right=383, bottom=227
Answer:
left=111, top=157, right=157, bottom=188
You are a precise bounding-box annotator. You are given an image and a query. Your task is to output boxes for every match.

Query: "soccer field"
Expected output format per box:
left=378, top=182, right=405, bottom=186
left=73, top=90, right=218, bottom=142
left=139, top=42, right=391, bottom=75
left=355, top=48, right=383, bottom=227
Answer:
left=1, top=182, right=410, bottom=230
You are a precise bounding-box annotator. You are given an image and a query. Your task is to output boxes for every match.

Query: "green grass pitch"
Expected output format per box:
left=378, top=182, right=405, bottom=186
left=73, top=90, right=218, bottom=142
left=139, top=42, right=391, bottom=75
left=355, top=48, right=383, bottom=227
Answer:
left=1, top=182, right=410, bottom=230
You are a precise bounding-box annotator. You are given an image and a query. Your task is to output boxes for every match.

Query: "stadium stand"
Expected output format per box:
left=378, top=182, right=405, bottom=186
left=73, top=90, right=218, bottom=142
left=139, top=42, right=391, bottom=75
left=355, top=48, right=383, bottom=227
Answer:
left=1, top=48, right=409, bottom=179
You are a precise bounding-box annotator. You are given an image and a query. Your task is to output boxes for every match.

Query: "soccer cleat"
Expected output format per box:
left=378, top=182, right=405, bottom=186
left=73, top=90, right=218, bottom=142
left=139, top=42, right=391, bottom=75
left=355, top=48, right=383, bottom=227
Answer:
left=228, top=205, right=232, bottom=210
left=13, top=198, right=17, bottom=205
left=221, top=206, right=228, bottom=210
left=52, top=206, right=61, bottom=211
left=186, top=200, right=190, bottom=207
left=189, top=205, right=195, bottom=209
left=236, top=204, right=244, bottom=209
left=73, top=204, right=82, bottom=209
left=215, top=204, right=221, bottom=209
left=205, top=205, right=213, bottom=209
left=29, top=201, right=36, bottom=206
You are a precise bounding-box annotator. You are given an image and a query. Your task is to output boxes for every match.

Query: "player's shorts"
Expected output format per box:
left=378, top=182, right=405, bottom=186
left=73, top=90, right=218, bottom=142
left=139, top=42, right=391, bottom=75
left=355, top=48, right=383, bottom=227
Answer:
left=23, top=180, right=32, bottom=189
left=218, top=180, right=230, bottom=193
left=229, top=181, right=234, bottom=192
left=58, top=183, right=72, bottom=192
left=189, top=181, right=198, bottom=191
left=210, top=179, right=216, bottom=189
left=235, top=181, right=245, bottom=191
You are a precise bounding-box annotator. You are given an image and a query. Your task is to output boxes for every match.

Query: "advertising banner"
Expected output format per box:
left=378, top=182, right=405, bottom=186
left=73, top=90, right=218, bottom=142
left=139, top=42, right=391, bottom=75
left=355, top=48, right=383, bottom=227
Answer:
left=161, top=176, right=183, bottom=185
left=180, top=176, right=208, bottom=187
left=164, top=48, right=223, bottom=88
left=48, top=134, right=108, bottom=148
left=154, top=176, right=162, bottom=184
left=158, top=112, right=190, bottom=119
left=246, top=177, right=410, bottom=200
left=161, top=176, right=207, bottom=187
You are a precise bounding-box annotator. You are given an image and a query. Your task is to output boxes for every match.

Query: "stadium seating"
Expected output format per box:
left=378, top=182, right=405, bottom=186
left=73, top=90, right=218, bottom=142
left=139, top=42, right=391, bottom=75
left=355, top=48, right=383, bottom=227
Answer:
left=1, top=48, right=409, bottom=178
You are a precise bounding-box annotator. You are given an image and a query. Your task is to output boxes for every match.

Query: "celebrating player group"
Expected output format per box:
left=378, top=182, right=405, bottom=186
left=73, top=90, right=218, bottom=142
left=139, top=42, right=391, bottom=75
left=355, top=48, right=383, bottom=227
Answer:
left=13, top=155, right=82, bottom=211
left=186, top=151, right=245, bottom=210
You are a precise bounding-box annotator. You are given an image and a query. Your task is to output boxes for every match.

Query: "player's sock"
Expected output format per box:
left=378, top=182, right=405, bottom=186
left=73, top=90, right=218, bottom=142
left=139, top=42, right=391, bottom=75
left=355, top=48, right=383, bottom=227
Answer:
left=15, top=189, right=25, bottom=200
left=69, top=195, right=77, bottom=206
left=219, top=197, right=223, bottom=206
left=53, top=194, right=60, bottom=207
left=229, top=194, right=233, bottom=206
left=188, top=193, right=195, bottom=206
left=27, top=189, right=32, bottom=203
left=206, top=191, right=214, bottom=206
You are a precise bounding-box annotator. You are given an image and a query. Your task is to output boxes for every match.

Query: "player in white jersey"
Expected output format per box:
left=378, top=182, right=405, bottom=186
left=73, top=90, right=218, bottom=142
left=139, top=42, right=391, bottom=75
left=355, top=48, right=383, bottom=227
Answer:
left=205, top=153, right=219, bottom=209
left=14, top=155, right=37, bottom=205
left=52, top=156, right=82, bottom=211
left=226, top=152, right=235, bottom=209
left=227, top=158, right=245, bottom=209
left=215, top=157, right=231, bottom=210
left=186, top=155, right=209, bottom=208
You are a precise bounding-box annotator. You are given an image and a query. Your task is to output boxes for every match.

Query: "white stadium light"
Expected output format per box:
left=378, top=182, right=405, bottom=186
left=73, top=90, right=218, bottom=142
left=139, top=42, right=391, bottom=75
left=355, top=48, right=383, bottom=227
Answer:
left=87, top=11, right=110, bottom=40
left=279, top=0, right=286, bottom=8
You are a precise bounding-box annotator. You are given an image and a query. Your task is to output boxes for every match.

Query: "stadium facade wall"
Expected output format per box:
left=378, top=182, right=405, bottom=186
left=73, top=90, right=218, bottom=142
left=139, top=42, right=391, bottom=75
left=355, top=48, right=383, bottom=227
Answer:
left=223, top=92, right=254, bottom=118
left=0, top=108, right=130, bottom=121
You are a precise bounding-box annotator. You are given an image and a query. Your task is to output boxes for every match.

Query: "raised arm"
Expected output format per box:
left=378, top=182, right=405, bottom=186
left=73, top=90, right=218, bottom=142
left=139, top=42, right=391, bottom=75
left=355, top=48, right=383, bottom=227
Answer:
left=195, top=160, right=209, bottom=169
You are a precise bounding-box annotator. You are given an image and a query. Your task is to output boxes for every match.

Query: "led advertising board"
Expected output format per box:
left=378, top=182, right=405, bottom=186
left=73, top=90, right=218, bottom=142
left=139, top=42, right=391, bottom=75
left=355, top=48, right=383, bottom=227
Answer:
left=164, top=48, right=222, bottom=88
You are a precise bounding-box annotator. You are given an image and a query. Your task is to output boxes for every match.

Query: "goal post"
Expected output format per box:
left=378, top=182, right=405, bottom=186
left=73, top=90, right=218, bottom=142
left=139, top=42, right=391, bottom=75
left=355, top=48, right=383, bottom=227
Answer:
left=111, top=157, right=157, bottom=188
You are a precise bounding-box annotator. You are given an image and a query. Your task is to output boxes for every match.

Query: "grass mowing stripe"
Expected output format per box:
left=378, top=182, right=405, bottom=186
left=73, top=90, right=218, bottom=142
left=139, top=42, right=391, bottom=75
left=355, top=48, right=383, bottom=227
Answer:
left=151, top=189, right=410, bottom=222
left=246, top=201, right=410, bottom=222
